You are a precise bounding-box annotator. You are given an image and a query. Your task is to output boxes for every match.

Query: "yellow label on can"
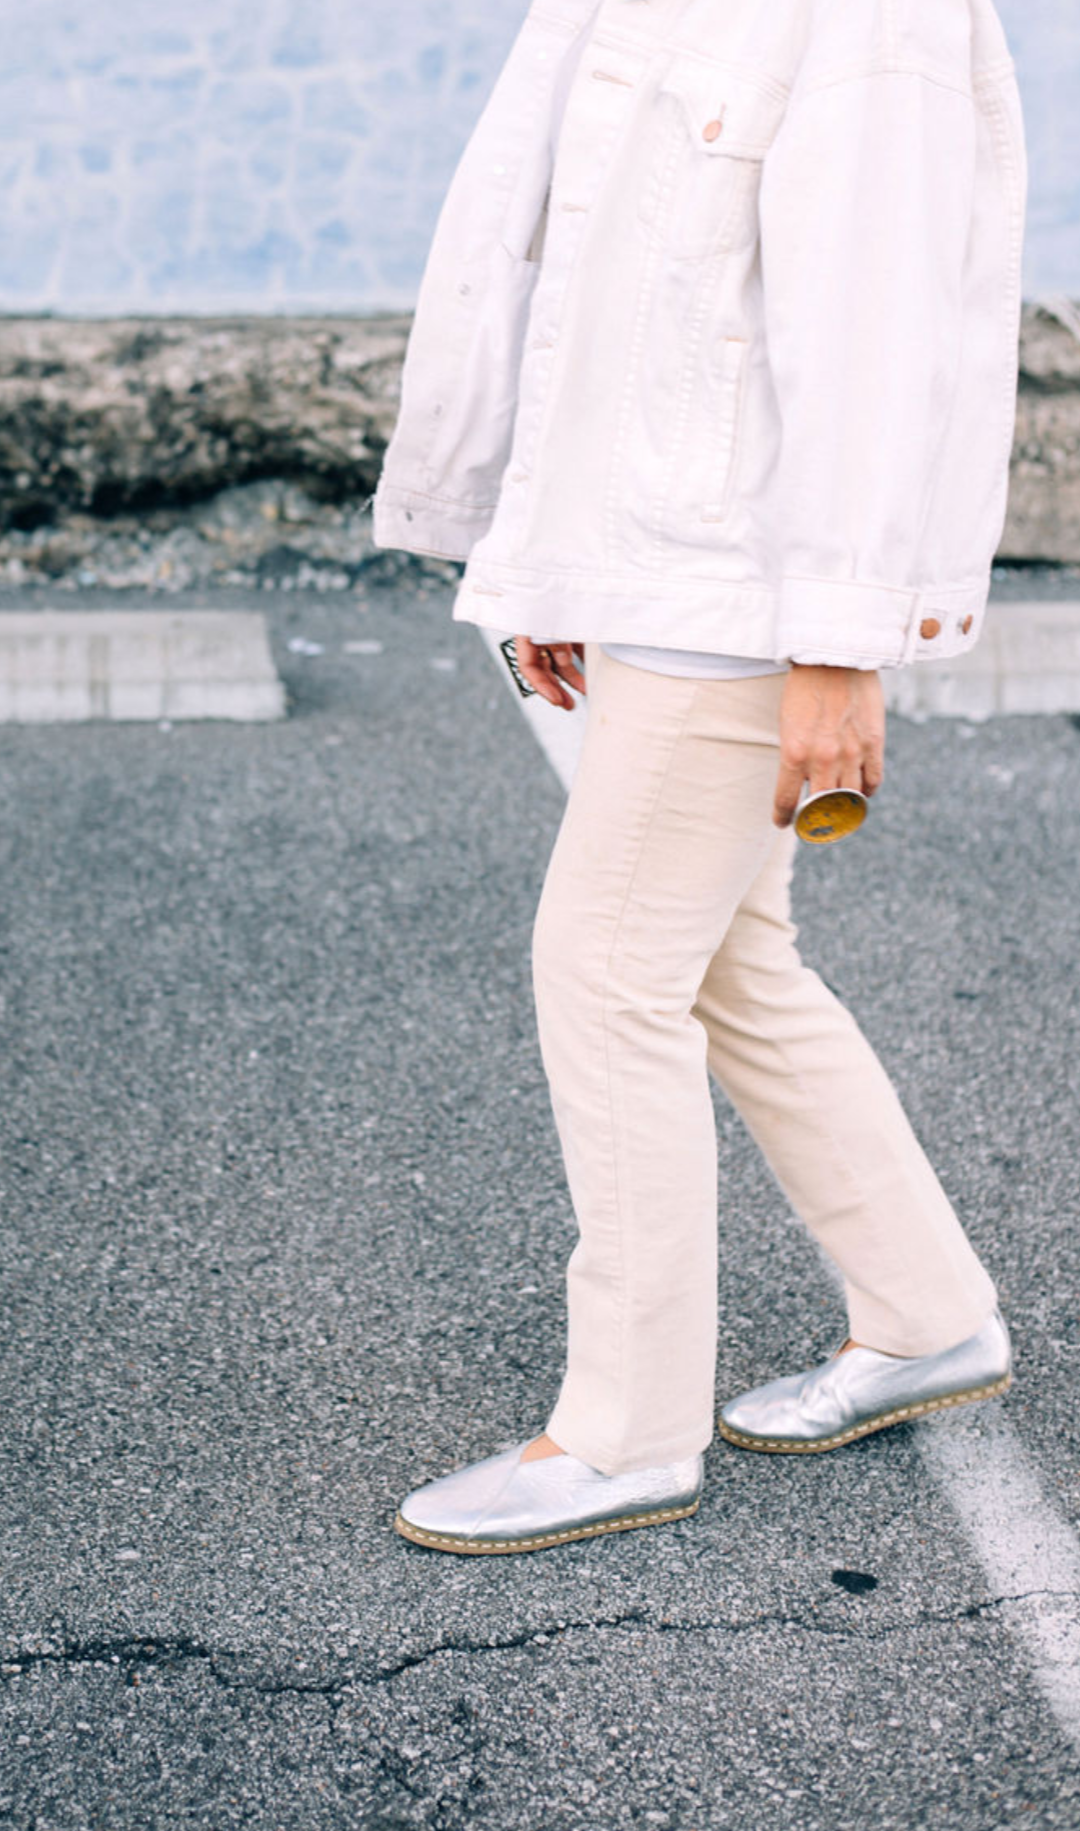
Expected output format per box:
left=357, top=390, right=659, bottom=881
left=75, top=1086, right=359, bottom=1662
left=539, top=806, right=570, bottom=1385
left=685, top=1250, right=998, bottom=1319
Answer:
left=794, top=789, right=868, bottom=846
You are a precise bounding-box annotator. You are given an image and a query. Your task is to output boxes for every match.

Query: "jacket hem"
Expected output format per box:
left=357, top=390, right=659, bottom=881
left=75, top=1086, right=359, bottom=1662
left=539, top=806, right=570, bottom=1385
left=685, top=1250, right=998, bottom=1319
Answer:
left=450, top=555, right=990, bottom=669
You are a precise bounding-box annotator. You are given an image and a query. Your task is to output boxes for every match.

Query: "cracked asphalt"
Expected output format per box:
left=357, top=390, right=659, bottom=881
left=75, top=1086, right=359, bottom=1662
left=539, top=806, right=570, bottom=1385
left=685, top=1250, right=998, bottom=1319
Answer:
left=0, top=578, right=1078, bottom=1829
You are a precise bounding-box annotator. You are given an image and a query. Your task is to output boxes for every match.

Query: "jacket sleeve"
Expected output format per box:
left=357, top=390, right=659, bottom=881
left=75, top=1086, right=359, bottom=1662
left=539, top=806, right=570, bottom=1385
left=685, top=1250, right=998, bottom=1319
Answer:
left=757, top=68, right=979, bottom=668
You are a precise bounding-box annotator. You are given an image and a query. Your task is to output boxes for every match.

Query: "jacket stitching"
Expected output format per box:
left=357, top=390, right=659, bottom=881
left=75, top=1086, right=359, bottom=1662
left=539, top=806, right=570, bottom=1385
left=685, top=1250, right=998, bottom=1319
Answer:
left=790, top=61, right=978, bottom=109
left=781, top=574, right=918, bottom=601
left=378, top=483, right=499, bottom=512
left=653, top=48, right=790, bottom=107
left=701, top=338, right=749, bottom=523
left=603, top=236, right=662, bottom=565
left=447, top=546, right=987, bottom=620
left=469, top=558, right=777, bottom=592
left=649, top=265, right=719, bottom=542
left=973, top=59, right=1019, bottom=91
left=461, top=558, right=982, bottom=600
left=979, top=84, right=1026, bottom=566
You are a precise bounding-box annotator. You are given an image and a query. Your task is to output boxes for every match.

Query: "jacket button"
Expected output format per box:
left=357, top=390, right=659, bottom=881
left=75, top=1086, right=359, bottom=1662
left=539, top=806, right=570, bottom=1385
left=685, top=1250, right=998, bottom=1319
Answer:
left=919, top=617, right=942, bottom=641
left=702, top=118, right=724, bottom=142
left=961, top=614, right=974, bottom=635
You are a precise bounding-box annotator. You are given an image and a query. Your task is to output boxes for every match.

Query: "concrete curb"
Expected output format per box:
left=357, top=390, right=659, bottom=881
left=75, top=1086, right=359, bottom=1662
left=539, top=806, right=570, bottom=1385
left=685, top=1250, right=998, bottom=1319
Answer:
left=0, top=610, right=286, bottom=723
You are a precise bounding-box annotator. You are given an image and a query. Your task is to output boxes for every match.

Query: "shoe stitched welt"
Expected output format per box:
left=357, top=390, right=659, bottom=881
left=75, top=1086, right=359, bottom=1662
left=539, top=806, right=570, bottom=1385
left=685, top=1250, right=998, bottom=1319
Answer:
left=393, top=1497, right=702, bottom=1554
left=716, top=1374, right=1013, bottom=1454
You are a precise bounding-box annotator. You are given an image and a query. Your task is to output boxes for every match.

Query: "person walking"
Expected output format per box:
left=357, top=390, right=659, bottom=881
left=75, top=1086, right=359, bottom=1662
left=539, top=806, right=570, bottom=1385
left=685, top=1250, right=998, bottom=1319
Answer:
left=372, top=0, right=1027, bottom=1554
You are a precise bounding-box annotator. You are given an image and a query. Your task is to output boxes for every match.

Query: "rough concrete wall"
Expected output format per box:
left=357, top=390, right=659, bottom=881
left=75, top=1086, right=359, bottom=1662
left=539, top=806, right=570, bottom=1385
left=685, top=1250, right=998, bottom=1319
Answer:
left=0, top=0, right=1076, bottom=313
left=1007, top=304, right=1080, bottom=563
left=0, top=317, right=409, bottom=527
left=0, top=308, right=1076, bottom=569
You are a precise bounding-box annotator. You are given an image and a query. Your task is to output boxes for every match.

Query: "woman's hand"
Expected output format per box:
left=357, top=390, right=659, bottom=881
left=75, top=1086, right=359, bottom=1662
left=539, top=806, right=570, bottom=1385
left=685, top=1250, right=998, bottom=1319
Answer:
left=514, top=637, right=587, bottom=710
left=773, top=664, right=885, bottom=828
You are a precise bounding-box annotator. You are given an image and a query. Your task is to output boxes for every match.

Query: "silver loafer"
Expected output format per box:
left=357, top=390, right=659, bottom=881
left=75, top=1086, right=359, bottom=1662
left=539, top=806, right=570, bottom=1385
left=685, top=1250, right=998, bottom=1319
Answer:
left=395, top=1442, right=704, bottom=1554
left=718, top=1307, right=1012, bottom=1454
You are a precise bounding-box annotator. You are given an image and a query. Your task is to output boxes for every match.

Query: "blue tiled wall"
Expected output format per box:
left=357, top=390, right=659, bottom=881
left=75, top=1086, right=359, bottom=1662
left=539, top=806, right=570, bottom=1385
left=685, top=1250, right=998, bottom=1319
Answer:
left=0, top=0, right=1075, bottom=313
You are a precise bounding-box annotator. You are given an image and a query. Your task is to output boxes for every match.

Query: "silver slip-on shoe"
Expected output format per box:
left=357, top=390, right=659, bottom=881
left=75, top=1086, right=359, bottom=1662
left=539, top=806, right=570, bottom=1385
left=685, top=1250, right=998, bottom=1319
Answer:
left=394, top=1442, right=705, bottom=1554
left=717, top=1306, right=1012, bottom=1454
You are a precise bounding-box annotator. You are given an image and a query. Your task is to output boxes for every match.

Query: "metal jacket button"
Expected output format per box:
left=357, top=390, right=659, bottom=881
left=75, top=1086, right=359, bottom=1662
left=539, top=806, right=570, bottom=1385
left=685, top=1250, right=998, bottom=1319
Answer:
left=919, top=617, right=942, bottom=640
left=702, top=118, right=724, bottom=142
left=961, top=614, right=974, bottom=634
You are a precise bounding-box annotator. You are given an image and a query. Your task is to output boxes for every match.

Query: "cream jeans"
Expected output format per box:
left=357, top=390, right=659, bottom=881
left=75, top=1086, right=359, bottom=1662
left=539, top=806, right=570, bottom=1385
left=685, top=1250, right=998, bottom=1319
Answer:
left=531, top=641, right=998, bottom=1476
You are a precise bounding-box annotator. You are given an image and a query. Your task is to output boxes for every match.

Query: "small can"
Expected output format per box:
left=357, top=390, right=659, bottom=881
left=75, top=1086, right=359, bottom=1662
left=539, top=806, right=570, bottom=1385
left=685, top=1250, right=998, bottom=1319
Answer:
left=794, top=787, right=869, bottom=846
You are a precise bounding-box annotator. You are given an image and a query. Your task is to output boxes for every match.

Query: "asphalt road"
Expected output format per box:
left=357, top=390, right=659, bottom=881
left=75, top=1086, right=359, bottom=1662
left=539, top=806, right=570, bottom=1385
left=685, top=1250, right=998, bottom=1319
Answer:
left=0, top=579, right=1078, bottom=1830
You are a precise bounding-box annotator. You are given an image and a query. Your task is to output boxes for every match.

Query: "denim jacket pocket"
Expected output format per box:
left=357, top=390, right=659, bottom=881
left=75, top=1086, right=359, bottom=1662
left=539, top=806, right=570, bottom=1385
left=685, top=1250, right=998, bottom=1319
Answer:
left=650, top=333, right=749, bottom=545
left=637, top=56, right=787, bottom=261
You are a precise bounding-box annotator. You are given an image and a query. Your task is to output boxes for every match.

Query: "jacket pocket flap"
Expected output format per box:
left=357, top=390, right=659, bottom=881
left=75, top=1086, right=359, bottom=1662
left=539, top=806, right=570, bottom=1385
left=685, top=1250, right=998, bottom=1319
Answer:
left=656, top=57, right=788, bottom=158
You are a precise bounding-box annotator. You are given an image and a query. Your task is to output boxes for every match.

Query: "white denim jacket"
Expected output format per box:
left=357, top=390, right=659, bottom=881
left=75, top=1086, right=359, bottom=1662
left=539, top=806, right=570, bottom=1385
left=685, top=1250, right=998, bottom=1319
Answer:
left=372, top=0, right=1027, bottom=669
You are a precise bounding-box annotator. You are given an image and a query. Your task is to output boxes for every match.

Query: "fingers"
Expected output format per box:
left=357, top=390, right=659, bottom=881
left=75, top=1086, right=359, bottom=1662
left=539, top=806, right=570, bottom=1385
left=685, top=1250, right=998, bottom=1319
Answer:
left=774, top=665, right=886, bottom=828
left=860, top=733, right=886, bottom=799
left=773, top=743, right=874, bottom=828
left=772, top=751, right=807, bottom=828
left=514, top=637, right=586, bottom=710
left=807, top=731, right=865, bottom=800
left=516, top=636, right=572, bottom=709
left=548, top=642, right=586, bottom=696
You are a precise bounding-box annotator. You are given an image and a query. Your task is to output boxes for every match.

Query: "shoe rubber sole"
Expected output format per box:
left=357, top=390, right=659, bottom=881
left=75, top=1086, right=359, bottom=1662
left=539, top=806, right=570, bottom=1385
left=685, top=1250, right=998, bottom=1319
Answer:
left=393, top=1494, right=701, bottom=1555
left=716, top=1370, right=1012, bottom=1455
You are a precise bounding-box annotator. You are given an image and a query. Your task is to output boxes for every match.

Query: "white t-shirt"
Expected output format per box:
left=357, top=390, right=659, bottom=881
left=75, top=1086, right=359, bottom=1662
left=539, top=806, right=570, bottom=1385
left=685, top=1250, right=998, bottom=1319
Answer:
left=537, top=5, right=785, bottom=684
left=601, top=642, right=786, bottom=679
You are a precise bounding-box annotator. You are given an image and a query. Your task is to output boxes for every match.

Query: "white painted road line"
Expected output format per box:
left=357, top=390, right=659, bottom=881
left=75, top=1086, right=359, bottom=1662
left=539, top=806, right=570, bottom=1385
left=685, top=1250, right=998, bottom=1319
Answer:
left=481, top=623, right=1080, bottom=1751
left=918, top=1413, right=1080, bottom=1749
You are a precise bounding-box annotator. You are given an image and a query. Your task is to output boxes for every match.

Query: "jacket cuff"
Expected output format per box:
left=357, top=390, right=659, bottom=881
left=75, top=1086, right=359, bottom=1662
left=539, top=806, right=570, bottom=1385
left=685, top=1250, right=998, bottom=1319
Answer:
left=371, top=481, right=495, bottom=563
left=775, top=576, right=988, bottom=669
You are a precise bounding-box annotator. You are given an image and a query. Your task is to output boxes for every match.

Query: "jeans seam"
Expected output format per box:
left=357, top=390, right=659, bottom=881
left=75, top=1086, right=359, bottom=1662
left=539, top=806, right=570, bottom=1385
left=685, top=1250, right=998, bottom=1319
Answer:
left=594, top=669, right=705, bottom=1467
